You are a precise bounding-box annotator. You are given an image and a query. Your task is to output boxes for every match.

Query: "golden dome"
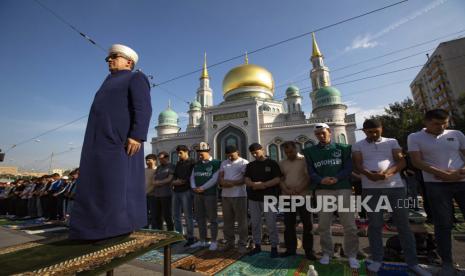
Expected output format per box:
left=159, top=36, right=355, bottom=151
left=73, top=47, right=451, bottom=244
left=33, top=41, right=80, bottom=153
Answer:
left=222, top=63, right=274, bottom=96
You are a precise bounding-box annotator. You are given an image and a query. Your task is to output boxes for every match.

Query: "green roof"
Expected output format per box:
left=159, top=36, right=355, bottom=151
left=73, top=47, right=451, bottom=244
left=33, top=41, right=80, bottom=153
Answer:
left=314, top=86, right=342, bottom=107
left=285, top=85, right=300, bottom=97
left=189, top=100, right=202, bottom=110
left=158, top=108, right=179, bottom=126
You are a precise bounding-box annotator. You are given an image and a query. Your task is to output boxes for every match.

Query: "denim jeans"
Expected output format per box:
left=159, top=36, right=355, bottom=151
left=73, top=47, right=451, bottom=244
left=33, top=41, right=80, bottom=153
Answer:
left=363, top=187, right=418, bottom=266
left=424, top=181, right=465, bottom=265
left=172, top=190, right=194, bottom=239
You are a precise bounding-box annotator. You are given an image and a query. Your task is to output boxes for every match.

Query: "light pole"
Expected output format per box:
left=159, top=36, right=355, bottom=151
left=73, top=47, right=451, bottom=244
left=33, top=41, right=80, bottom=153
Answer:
left=49, top=152, right=54, bottom=174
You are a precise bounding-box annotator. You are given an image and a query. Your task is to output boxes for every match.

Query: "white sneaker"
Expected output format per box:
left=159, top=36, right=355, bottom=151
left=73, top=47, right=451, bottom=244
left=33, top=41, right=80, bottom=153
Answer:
left=348, top=257, right=360, bottom=269
left=409, top=265, right=432, bottom=276
left=367, top=261, right=382, bottom=272
left=190, top=241, right=205, bottom=248
left=319, top=254, right=330, bottom=265
left=209, top=242, right=218, bottom=251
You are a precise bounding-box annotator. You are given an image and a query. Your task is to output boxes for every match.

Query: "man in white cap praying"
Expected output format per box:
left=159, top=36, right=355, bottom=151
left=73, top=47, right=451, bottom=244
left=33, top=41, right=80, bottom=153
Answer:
left=302, top=123, right=360, bottom=269
left=69, top=44, right=152, bottom=240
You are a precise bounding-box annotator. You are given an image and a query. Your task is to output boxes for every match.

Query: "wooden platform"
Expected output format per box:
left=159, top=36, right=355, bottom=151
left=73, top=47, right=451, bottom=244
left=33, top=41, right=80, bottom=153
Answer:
left=0, top=230, right=183, bottom=275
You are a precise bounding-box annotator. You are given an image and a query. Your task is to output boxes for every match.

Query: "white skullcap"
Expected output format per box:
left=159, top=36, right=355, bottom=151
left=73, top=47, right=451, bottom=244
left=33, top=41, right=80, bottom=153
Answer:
left=197, top=142, right=210, bottom=152
left=108, top=44, right=139, bottom=65
left=314, top=123, right=330, bottom=131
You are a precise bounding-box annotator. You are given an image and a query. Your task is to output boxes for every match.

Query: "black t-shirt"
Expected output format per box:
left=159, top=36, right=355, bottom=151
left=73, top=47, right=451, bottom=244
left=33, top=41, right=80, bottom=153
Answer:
left=244, top=158, right=282, bottom=201
left=173, top=158, right=196, bottom=192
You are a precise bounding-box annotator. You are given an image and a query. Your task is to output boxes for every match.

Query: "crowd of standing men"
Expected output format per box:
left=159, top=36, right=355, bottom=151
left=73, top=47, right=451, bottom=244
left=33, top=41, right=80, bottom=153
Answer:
left=0, top=108, right=463, bottom=275
left=0, top=169, right=79, bottom=222
left=144, top=108, right=464, bottom=275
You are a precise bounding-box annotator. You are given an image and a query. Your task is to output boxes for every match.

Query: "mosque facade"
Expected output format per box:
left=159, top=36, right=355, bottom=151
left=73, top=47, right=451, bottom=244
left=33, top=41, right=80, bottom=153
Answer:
left=151, top=34, right=356, bottom=162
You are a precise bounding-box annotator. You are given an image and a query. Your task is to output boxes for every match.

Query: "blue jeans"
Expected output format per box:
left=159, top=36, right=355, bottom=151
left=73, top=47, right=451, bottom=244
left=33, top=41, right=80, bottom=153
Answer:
left=172, top=190, right=194, bottom=239
left=425, top=181, right=465, bottom=265
left=363, top=187, right=418, bottom=266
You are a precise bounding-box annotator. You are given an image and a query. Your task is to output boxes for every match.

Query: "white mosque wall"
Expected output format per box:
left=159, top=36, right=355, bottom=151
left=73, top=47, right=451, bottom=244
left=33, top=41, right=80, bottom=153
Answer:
left=203, top=100, right=260, bottom=160
left=156, top=125, right=181, bottom=136
left=313, top=105, right=347, bottom=122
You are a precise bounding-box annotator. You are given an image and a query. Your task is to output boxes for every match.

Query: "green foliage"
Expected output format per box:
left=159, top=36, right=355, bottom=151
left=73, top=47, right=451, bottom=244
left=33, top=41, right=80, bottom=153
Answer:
left=368, top=97, right=465, bottom=148
left=369, top=98, right=424, bottom=149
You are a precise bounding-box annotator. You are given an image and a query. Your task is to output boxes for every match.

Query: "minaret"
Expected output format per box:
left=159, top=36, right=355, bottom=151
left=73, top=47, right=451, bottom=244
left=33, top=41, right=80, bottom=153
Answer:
left=197, top=52, right=213, bottom=107
left=187, top=99, right=202, bottom=131
left=310, top=33, right=331, bottom=109
left=156, top=100, right=180, bottom=136
left=285, top=85, right=303, bottom=114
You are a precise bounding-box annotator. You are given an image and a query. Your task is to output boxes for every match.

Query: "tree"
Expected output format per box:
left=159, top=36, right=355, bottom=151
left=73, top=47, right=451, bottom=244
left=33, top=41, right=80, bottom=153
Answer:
left=369, top=98, right=424, bottom=149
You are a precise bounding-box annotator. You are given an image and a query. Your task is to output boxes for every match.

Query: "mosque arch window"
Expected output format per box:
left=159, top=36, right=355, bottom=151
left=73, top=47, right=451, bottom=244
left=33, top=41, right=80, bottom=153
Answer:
left=189, top=150, right=196, bottom=161
left=338, top=134, right=347, bottom=144
left=170, top=151, right=178, bottom=164
left=268, top=144, right=279, bottom=162
left=261, top=104, right=271, bottom=112
left=216, top=126, right=247, bottom=160
left=280, top=144, right=286, bottom=160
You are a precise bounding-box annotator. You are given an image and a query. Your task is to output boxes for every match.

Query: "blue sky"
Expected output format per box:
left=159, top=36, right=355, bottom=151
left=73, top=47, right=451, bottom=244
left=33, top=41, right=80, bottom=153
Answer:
left=0, top=0, right=464, bottom=172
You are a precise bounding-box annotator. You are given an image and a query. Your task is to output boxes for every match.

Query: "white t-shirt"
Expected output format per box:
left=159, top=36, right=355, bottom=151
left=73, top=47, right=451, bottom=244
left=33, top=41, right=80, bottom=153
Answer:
left=219, top=157, right=249, bottom=197
left=408, top=129, right=465, bottom=182
left=352, top=137, right=404, bottom=189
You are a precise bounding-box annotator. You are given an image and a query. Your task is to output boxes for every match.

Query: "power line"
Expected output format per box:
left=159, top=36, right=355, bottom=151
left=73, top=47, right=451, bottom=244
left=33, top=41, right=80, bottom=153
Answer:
left=5, top=115, right=88, bottom=153
left=14, top=0, right=407, bottom=153
left=33, top=0, right=106, bottom=52
left=275, top=53, right=465, bottom=99
left=274, top=30, right=465, bottom=89
left=34, top=0, right=408, bottom=90
left=33, top=1, right=185, bottom=104
left=331, top=48, right=434, bottom=81
left=154, top=0, right=408, bottom=87
left=331, top=29, right=465, bottom=72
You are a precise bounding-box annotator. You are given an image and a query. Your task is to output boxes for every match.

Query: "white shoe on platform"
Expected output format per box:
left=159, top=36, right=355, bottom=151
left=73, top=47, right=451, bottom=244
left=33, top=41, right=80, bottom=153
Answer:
left=319, top=254, right=330, bottom=265
left=348, top=257, right=360, bottom=269
left=209, top=242, right=218, bottom=251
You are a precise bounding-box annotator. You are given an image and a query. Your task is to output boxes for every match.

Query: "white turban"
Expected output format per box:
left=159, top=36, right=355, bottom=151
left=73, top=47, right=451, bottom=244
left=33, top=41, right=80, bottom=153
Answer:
left=108, top=44, right=139, bottom=65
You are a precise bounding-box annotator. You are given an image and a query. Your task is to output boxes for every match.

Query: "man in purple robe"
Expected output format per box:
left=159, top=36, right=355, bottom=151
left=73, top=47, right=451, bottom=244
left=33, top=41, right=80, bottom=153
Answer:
left=69, top=44, right=152, bottom=240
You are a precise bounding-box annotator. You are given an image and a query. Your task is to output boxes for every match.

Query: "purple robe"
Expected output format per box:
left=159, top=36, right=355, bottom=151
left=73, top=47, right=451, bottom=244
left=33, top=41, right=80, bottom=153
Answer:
left=69, top=70, right=152, bottom=240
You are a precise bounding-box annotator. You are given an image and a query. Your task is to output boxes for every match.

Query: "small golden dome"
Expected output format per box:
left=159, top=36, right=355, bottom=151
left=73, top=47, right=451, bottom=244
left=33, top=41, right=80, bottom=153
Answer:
left=222, top=63, right=274, bottom=96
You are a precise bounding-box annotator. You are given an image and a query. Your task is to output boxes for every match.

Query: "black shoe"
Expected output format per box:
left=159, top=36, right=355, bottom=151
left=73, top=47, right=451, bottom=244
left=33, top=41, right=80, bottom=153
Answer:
left=248, top=245, right=261, bottom=256
left=270, top=247, right=279, bottom=258
left=261, top=233, right=270, bottom=245
left=279, top=251, right=296, bottom=258
left=184, top=238, right=195, bottom=247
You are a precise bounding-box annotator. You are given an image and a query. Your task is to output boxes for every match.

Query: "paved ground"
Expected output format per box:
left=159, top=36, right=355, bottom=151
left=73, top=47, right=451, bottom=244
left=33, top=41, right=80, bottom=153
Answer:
left=1, top=220, right=464, bottom=275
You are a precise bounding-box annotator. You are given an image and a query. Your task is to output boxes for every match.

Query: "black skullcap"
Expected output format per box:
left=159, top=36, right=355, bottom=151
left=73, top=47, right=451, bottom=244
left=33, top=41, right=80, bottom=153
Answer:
left=225, top=145, right=238, bottom=154
left=248, top=143, right=263, bottom=152
left=145, top=154, right=157, bottom=160
left=176, top=145, right=189, bottom=152
left=363, top=119, right=382, bottom=129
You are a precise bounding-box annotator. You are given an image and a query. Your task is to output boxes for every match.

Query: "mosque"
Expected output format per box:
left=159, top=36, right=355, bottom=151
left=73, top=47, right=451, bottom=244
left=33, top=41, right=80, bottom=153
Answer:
left=151, top=34, right=356, bottom=162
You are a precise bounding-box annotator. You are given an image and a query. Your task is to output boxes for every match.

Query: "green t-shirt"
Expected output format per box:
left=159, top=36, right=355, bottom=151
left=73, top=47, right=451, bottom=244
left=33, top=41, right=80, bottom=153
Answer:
left=303, top=143, right=352, bottom=190
left=193, top=159, right=221, bottom=195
